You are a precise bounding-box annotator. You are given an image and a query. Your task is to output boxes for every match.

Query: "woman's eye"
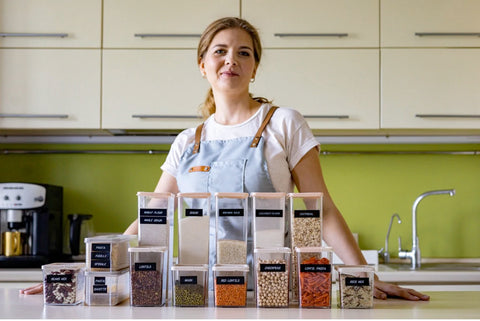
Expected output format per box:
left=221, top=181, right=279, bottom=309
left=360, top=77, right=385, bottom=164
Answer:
left=239, top=51, right=251, bottom=57
left=214, top=49, right=226, bottom=55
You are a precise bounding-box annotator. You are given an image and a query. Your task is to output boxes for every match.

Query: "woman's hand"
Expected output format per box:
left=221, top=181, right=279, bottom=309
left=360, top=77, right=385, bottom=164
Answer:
left=374, top=279, right=430, bottom=301
left=19, top=283, right=43, bottom=295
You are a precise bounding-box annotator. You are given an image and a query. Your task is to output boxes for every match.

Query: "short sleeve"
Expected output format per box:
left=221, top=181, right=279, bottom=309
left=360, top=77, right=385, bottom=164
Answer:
left=285, top=110, right=320, bottom=170
left=160, top=128, right=195, bottom=177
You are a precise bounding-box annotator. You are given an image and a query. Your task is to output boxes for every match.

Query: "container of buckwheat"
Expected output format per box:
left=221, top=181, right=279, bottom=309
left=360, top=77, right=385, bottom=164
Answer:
left=337, top=265, right=375, bottom=309
left=42, top=262, right=86, bottom=305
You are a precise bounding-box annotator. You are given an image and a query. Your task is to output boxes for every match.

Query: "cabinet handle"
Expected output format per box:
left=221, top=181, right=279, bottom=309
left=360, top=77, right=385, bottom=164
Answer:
left=415, top=32, right=480, bottom=37
left=274, top=33, right=349, bottom=38
left=303, top=115, right=350, bottom=119
left=0, top=33, right=69, bottom=38
left=132, top=115, right=200, bottom=119
left=134, top=34, right=201, bottom=38
left=415, top=114, right=480, bottom=118
left=0, top=113, right=69, bottom=118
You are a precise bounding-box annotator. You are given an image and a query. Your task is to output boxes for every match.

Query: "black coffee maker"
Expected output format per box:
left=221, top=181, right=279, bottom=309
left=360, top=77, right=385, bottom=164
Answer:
left=0, top=183, right=63, bottom=268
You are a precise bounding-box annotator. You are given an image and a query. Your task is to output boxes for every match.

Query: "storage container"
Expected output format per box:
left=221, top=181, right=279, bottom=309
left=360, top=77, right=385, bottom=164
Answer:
left=288, top=192, right=323, bottom=301
left=177, top=193, right=211, bottom=265
left=215, top=192, right=248, bottom=264
left=85, top=268, right=129, bottom=306
left=171, top=264, right=208, bottom=307
left=85, top=234, right=136, bottom=271
left=251, top=192, right=286, bottom=248
left=212, top=264, right=249, bottom=307
left=296, top=247, right=333, bottom=308
left=254, top=247, right=291, bottom=307
left=128, top=246, right=167, bottom=307
left=42, top=262, right=85, bottom=305
left=137, top=192, right=174, bottom=247
left=337, top=265, right=375, bottom=309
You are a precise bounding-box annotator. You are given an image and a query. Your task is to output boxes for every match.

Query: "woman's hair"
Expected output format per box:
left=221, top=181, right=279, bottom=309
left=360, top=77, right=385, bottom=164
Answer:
left=197, top=17, right=271, bottom=119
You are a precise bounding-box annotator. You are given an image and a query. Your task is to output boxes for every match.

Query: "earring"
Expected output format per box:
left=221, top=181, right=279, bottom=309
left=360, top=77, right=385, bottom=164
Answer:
left=250, top=78, right=255, bottom=83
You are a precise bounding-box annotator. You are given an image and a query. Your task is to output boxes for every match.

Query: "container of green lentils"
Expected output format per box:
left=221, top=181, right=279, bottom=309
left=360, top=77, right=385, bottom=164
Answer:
left=171, top=264, right=208, bottom=307
left=42, top=262, right=85, bottom=305
left=337, top=265, right=375, bottom=309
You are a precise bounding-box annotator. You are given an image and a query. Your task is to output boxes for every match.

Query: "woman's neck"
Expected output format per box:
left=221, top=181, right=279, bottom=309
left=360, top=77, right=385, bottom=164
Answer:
left=213, top=93, right=262, bottom=125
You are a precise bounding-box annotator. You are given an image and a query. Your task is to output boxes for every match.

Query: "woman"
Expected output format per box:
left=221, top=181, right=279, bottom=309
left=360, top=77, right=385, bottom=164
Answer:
left=22, top=17, right=429, bottom=301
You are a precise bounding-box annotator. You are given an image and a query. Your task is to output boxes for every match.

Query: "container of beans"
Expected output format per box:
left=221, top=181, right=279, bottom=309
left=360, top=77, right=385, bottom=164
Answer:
left=128, top=246, right=167, bottom=306
left=337, top=265, right=375, bottom=309
left=296, top=247, right=332, bottom=308
left=177, top=193, right=211, bottom=265
left=171, top=264, right=208, bottom=307
left=251, top=192, right=286, bottom=248
left=212, top=264, right=249, bottom=307
left=254, top=247, right=291, bottom=308
left=215, top=193, right=248, bottom=264
left=85, top=268, right=129, bottom=306
left=85, top=234, right=136, bottom=272
left=42, top=262, right=85, bottom=305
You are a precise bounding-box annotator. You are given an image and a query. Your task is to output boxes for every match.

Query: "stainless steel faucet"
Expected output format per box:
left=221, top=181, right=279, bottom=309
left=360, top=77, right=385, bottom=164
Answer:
left=379, top=213, right=402, bottom=263
left=398, top=189, right=455, bottom=269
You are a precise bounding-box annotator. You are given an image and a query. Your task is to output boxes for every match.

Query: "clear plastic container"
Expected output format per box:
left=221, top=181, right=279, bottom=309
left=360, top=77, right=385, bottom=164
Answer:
left=137, top=192, right=174, bottom=248
left=288, top=192, right=323, bottom=301
left=337, top=265, right=375, bottom=309
left=42, top=262, right=85, bottom=305
left=85, top=268, right=129, bottom=306
left=128, top=246, right=167, bottom=307
left=251, top=192, right=286, bottom=248
left=85, top=234, right=136, bottom=271
left=212, top=264, right=249, bottom=307
left=296, top=247, right=332, bottom=308
left=171, top=264, right=209, bottom=307
left=177, top=193, right=210, bottom=265
left=254, top=247, right=291, bottom=307
left=215, top=192, right=248, bottom=264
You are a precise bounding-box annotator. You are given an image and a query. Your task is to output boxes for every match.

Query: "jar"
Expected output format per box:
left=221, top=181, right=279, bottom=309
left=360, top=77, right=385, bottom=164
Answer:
left=251, top=192, right=286, bottom=248
left=42, top=262, right=85, bottom=305
left=171, top=264, right=208, bottom=307
left=85, top=268, right=129, bottom=306
left=85, top=234, right=136, bottom=271
left=337, top=265, right=375, bottom=309
left=212, top=264, right=249, bottom=307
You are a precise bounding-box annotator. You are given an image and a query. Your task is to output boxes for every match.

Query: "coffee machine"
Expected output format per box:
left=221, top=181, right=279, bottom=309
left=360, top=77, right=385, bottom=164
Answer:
left=0, top=183, right=63, bottom=268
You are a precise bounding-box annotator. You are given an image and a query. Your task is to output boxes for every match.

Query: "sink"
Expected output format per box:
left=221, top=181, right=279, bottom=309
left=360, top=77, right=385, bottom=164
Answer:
left=383, top=262, right=480, bottom=271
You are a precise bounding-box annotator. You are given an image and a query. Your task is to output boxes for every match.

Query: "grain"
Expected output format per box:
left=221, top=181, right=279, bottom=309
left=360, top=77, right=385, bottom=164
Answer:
left=130, top=270, right=162, bottom=306
left=217, top=239, right=247, bottom=264
left=339, top=273, right=374, bottom=308
left=174, top=281, right=206, bottom=306
left=44, top=269, right=83, bottom=305
left=256, top=259, right=289, bottom=307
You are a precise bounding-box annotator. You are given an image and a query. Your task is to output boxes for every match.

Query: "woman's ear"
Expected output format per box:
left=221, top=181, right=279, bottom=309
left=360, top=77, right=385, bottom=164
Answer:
left=199, top=61, right=206, bottom=78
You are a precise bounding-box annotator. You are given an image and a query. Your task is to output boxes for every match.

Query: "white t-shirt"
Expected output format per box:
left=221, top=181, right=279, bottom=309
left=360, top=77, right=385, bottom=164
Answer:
left=161, top=104, right=320, bottom=193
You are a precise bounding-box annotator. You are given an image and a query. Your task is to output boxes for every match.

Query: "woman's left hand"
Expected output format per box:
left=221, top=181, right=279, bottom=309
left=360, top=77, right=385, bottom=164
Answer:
left=374, top=279, right=430, bottom=301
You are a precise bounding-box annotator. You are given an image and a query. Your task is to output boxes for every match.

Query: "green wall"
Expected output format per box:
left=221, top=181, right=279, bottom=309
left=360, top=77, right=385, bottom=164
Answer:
left=1, top=143, right=479, bottom=259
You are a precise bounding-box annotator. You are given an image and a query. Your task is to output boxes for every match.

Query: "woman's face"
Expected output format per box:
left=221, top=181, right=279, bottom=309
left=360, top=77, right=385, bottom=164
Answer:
left=199, top=28, right=257, bottom=95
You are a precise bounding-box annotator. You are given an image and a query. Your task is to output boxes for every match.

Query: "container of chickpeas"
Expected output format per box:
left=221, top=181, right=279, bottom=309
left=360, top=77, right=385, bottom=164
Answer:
left=254, top=247, right=291, bottom=308
left=337, top=265, right=375, bottom=309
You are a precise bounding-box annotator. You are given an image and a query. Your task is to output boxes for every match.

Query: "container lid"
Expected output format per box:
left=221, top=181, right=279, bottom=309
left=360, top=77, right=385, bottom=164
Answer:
left=250, top=192, right=286, bottom=199
left=212, top=264, right=249, bottom=272
left=287, top=192, right=323, bottom=198
left=214, top=192, right=248, bottom=199
left=295, top=246, right=333, bottom=253
left=84, top=234, right=136, bottom=244
left=137, top=191, right=174, bottom=198
left=177, top=192, right=211, bottom=199
left=171, top=264, right=208, bottom=272
left=128, top=245, right=167, bottom=253
left=85, top=267, right=129, bottom=277
left=42, top=262, right=86, bottom=271
left=254, top=247, right=291, bottom=254
left=336, top=265, right=375, bottom=273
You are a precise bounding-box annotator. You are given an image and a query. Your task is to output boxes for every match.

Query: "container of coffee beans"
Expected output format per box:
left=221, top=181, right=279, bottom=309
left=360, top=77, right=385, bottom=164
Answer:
left=42, top=262, right=86, bottom=305
left=128, top=246, right=167, bottom=307
left=212, top=264, right=249, bottom=307
left=171, top=264, right=208, bottom=307
left=85, top=234, right=136, bottom=272
left=85, top=268, right=129, bottom=306
left=337, top=265, right=375, bottom=309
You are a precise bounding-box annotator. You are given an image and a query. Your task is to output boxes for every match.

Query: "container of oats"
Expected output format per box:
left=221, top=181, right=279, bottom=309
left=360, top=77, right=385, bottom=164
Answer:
left=337, top=265, right=375, bottom=309
left=254, top=247, right=291, bottom=308
left=171, top=264, right=209, bottom=307
left=128, top=246, right=167, bottom=307
left=288, top=192, right=323, bottom=302
left=251, top=192, right=286, bottom=248
left=85, top=234, right=136, bottom=272
left=42, top=262, right=85, bottom=305
left=85, top=268, right=129, bottom=306
left=215, top=192, right=248, bottom=264
left=296, top=246, right=332, bottom=308
left=213, top=264, right=249, bottom=307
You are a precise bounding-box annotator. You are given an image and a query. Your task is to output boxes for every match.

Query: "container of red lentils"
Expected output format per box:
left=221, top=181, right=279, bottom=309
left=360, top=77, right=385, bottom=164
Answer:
left=212, top=264, right=249, bottom=307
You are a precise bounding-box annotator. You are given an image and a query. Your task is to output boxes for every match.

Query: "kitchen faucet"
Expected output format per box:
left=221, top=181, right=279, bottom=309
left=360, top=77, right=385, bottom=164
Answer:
left=379, top=213, right=402, bottom=263
left=398, top=189, right=455, bottom=269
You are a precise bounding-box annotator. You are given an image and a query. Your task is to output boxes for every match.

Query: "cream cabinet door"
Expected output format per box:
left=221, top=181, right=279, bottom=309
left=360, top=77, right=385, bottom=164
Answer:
left=252, top=49, right=379, bottom=130
left=103, top=0, right=239, bottom=48
left=102, top=50, right=209, bottom=130
left=0, top=49, right=101, bottom=129
left=381, top=0, right=480, bottom=47
left=242, top=0, right=379, bottom=48
left=0, top=0, right=101, bottom=48
left=381, top=49, right=480, bottom=129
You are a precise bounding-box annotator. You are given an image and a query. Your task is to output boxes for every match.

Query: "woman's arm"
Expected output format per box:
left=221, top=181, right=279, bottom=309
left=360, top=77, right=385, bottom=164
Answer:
left=291, top=147, right=429, bottom=301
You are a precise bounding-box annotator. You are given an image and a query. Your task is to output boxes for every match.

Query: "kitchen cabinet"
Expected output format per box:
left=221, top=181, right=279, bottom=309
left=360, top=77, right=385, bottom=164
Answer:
left=381, top=0, right=480, bottom=129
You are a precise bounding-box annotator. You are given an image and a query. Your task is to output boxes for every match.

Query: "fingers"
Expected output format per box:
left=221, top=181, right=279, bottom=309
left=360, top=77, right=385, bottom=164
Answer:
left=19, top=283, right=43, bottom=295
left=374, top=287, right=388, bottom=300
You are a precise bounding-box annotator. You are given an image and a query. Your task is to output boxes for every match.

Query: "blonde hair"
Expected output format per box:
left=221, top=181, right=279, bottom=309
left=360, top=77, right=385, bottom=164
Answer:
left=197, top=17, right=271, bottom=119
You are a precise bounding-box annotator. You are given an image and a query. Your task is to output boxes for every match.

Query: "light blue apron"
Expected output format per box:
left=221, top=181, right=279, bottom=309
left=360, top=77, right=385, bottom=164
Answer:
left=176, top=107, right=278, bottom=289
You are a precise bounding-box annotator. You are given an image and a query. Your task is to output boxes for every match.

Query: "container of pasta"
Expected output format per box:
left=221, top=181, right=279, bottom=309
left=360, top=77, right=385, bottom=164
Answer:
left=85, top=268, right=129, bottom=306
left=254, top=247, right=291, bottom=308
left=42, top=262, right=85, bottom=305
left=215, top=192, right=248, bottom=264
left=129, top=246, right=167, bottom=307
left=85, top=234, right=136, bottom=271
left=296, top=247, right=332, bottom=308
left=337, top=265, right=375, bottom=309
left=213, top=264, right=249, bottom=307
left=251, top=192, right=286, bottom=248
left=171, top=264, right=208, bottom=307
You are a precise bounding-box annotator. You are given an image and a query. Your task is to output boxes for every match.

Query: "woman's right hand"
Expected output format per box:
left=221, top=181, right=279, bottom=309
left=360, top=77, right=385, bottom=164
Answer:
left=19, top=283, right=43, bottom=295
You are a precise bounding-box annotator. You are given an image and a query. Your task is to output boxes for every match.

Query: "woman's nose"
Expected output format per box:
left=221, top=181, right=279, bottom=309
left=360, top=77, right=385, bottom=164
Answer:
left=225, top=53, right=237, bottom=65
